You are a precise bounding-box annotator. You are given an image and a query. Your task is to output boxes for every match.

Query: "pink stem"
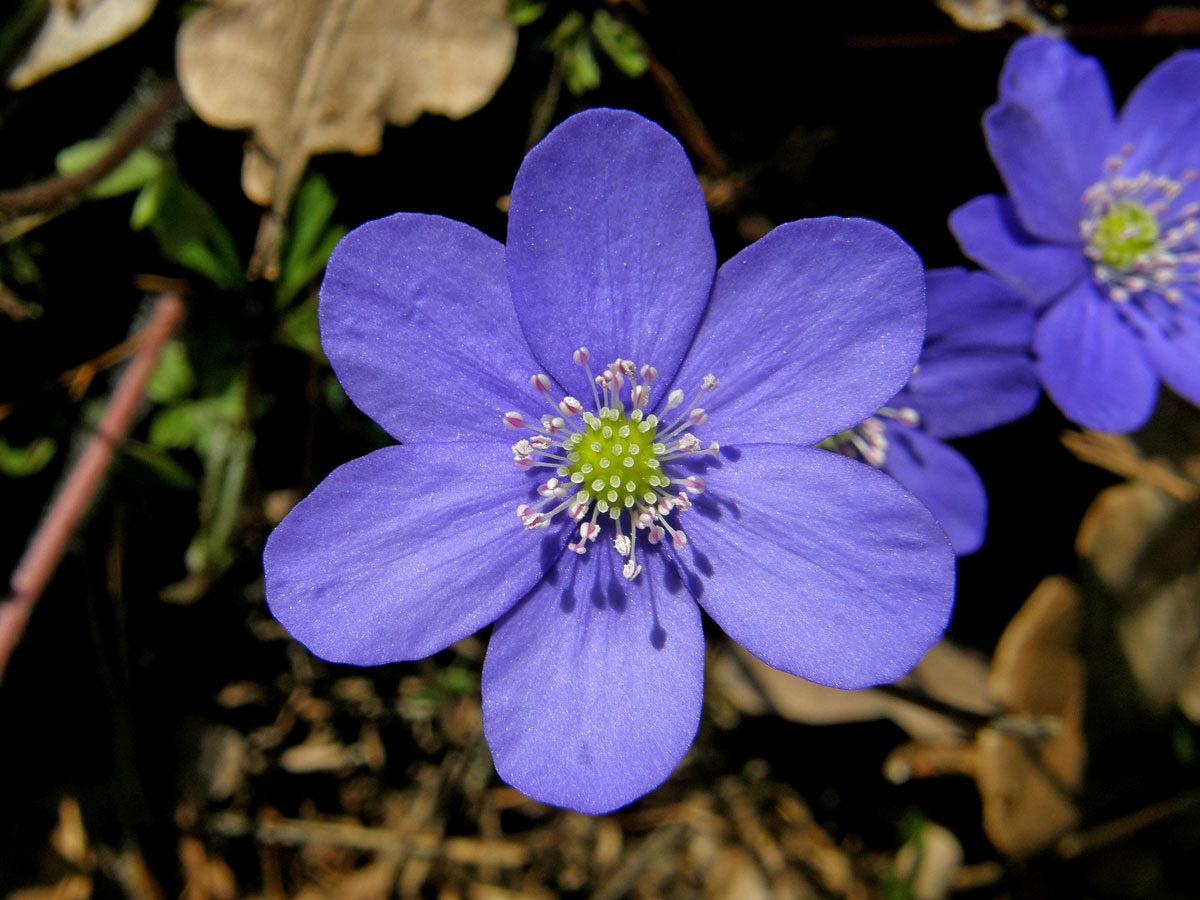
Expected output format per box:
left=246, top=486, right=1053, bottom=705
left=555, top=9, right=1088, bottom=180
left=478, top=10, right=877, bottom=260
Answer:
left=0, top=293, right=186, bottom=678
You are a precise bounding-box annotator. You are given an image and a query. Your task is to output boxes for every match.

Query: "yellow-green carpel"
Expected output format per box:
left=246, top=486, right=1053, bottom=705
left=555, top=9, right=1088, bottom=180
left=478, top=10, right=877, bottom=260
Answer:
left=505, top=350, right=718, bottom=580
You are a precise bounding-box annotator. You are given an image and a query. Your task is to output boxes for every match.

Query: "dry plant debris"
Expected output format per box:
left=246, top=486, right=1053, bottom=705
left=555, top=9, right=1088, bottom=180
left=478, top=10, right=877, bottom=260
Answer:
left=7, top=0, right=159, bottom=89
left=977, top=575, right=1085, bottom=857
left=176, top=0, right=517, bottom=279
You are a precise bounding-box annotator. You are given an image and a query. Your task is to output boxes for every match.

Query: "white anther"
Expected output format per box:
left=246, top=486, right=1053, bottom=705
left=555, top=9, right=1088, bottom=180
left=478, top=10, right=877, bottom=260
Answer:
left=512, top=439, right=533, bottom=456
left=688, top=409, right=708, bottom=426
left=514, top=457, right=534, bottom=469
left=676, top=433, right=700, bottom=452
left=573, top=347, right=590, bottom=365
left=614, top=534, right=631, bottom=556
left=665, top=389, right=684, bottom=411
left=530, top=374, right=552, bottom=395
left=559, top=396, right=583, bottom=416
left=639, top=364, right=658, bottom=381
left=523, top=514, right=549, bottom=530
left=622, top=560, right=643, bottom=581
left=675, top=491, right=692, bottom=511
left=503, top=411, right=527, bottom=430
left=580, top=522, right=600, bottom=542
left=672, top=530, right=688, bottom=550
left=568, top=541, right=587, bottom=555
left=632, top=384, right=651, bottom=408
left=701, top=374, right=719, bottom=392
left=637, top=511, right=654, bottom=528
left=648, top=525, right=664, bottom=544
left=618, top=359, right=635, bottom=377
left=569, top=499, right=589, bottom=520
left=658, top=497, right=674, bottom=515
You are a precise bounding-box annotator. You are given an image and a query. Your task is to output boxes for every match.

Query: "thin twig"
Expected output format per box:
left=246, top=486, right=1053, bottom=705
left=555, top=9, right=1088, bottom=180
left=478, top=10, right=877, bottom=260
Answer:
left=1057, top=788, right=1200, bottom=859
left=0, top=80, right=181, bottom=223
left=207, top=813, right=530, bottom=867
left=0, top=292, right=186, bottom=678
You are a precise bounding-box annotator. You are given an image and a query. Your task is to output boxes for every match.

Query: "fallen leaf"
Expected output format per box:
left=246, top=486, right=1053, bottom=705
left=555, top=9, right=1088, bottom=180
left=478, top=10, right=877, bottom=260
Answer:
left=894, top=821, right=963, bottom=900
left=8, top=0, right=159, bottom=89
left=714, top=639, right=995, bottom=745
left=933, top=0, right=1058, bottom=32
left=177, top=0, right=516, bottom=278
left=977, top=575, right=1085, bottom=857
left=1076, top=473, right=1200, bottom=717
left=1076, top=481, right=1178, bottom=591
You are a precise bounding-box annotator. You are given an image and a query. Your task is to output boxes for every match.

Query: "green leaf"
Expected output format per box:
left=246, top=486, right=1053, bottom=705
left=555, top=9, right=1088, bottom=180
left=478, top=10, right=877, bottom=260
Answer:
left=146, top=341, right=196, bottom=404
left=0, top=434, right=55, bottom=476
left=509, top=0, right=546, bottom=26
left=56, top=138, right=164, bottom=199
left=121, top=440, right=196, bottom=490
left=282, top=174, right=337, bottom=281
left=563, top=34, right=602, bottom=95
left=148, top=401, right=206, bottom=449
left=148, top=174, right=246, bottom=290
left=591, top=9, right=648, bottom=79
left=544, top=9, right=585, bottom=50
left=130, top=170, right=169, bottom=230
left=278, top=294, right=326, bottom=358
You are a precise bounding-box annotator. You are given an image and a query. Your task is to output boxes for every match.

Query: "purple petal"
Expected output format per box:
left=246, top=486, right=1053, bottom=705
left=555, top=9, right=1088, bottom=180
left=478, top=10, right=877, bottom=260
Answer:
left=482, top=549, right=703, bottom=814
left=507, top=109, right=716, bottom=397
left=896, top=268, right=1040, bottom=439
left=264, top=442, right=558, bottom=665
left=1137, top=304, right=1200, bottom=407
left=320, top=214, right=542, bottom=443
left=1116, top=50, right=1200, bottom=178
left=670, top=218, right=925, bottom=447
left=948, top=194, right=1087, bottom=309
left=682, top=444, right=955, bottom=690
left=985, top=36, right=1114, bottom=242
left=1033, top=282, right=1158, bottom=432
left=880, top=424, right=988, bottom=557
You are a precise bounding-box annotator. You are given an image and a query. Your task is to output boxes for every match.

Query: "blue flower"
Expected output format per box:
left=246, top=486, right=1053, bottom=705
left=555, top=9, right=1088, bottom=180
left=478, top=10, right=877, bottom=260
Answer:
left=263, top=109, right=955, bottom=814
left=820, top=268, right=1039, bottom=555
left=951, top=36, right=1200, bottom=433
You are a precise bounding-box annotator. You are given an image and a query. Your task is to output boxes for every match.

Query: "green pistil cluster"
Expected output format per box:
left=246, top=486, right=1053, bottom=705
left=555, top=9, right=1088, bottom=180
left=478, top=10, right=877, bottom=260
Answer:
left=563, top=409, right=664, bottom=514
left=1090, top=199, right=1160, bottom=270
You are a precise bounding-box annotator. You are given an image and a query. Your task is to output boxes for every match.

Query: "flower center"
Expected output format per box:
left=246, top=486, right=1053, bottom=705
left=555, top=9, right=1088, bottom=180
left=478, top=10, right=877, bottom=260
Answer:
left=1080, top=146, right=1200, bottom=304
left=817, top=406, right=920, bottom=468
left=568, top=410, right=662, bottom=511
left=1090, top=200, right=1160, bottom=270
left=502, top=349, right=719, bottom=580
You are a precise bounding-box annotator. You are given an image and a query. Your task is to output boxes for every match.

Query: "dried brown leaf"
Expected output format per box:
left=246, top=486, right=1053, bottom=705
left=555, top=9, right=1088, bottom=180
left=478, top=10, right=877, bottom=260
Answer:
left=716, top=640, right=994, bottom=744
left=933, top=0, right=1058, bottom=32
left=1076, top=481, right=1178, bottom=591
left=894, top=822, right=963, bottom=900
left=978, top=575, right=1085, bottom=857
left=7, top=0, right=158, bottom=89
left=177, top=0, right=516, bottom=278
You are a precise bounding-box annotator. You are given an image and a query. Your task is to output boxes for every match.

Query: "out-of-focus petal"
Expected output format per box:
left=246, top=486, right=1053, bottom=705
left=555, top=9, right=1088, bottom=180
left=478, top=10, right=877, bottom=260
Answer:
left=482, top=550, right=703, bottom=814
left=670, top=218, right=925, bottom=447
left=264, top=442, right=558, bottom=665
left=507, top=109, right=716, bottom=398
left=880, top=424, right=988, bottom=556
left=948, top=194, right=1086, bottom=309
left=898, top=268, right=1040, bottom=438
left=320, top=214, right=542, bottom=443
left=1137, top=302, right=1200, bottom=407
left=682, top=443, right=955, bottom=690
left=985, top=36, right=1114, bottom=241
left=1033, top=283, right=1158, bottom=432
left=1116, top=50, right=1200, bottom=178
